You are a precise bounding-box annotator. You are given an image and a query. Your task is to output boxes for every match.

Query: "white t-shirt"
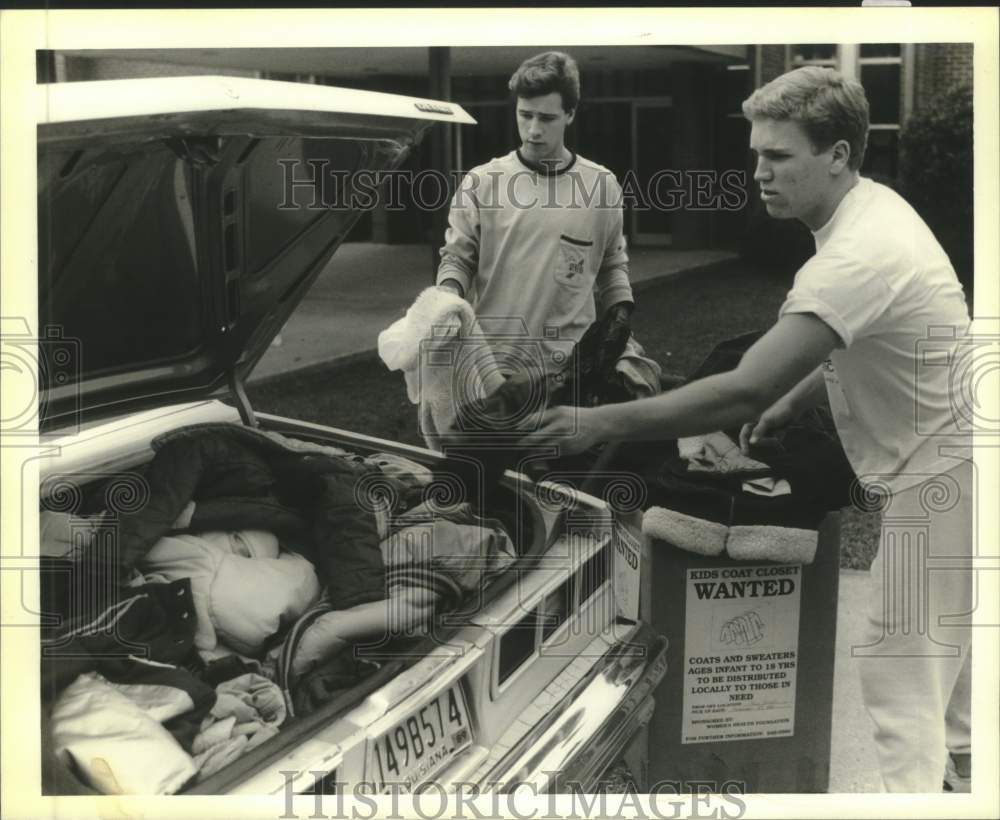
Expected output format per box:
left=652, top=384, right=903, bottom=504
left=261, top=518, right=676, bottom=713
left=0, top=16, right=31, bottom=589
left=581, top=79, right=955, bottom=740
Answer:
left=780, top=177, right=971, bottom=492
left=436, top=150, right=633, bottom=373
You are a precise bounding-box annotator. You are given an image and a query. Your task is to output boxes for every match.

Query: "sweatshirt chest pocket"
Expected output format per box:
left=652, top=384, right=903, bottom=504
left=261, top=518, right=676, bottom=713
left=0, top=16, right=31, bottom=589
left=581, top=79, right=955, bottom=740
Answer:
left=553, top=234, right=594, bottom=289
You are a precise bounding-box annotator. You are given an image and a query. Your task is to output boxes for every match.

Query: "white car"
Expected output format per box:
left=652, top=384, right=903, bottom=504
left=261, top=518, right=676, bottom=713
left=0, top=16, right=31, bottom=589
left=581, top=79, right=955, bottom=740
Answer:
left=34, top=75, right=667, bottom=797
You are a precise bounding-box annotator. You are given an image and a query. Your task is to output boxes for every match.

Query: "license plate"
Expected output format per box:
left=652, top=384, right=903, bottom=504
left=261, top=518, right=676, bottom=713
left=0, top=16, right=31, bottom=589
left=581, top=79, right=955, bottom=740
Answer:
left=367, top=682, right=472, bottom=791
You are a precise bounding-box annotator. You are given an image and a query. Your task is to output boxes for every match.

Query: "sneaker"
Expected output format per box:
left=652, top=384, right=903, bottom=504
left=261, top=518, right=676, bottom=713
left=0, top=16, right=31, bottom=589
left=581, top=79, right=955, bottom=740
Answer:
left=943, top=752, right=971, bottom=792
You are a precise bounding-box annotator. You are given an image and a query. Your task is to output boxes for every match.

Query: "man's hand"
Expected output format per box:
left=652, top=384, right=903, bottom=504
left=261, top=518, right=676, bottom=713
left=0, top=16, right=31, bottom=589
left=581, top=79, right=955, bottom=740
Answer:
left=739, top=400, right=796, bottom=455
left=518, top=406, right=604, bottom=455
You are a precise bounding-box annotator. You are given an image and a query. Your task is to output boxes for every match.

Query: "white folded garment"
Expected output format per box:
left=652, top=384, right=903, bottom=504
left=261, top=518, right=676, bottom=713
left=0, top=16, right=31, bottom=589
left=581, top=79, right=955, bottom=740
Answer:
left=142, top=530, right=321, bottom=655
left=378, top=286, right=505, bottom=451
left=50, top=671, right=197, bottom=794
left=741, top=477, right=792, bottom=497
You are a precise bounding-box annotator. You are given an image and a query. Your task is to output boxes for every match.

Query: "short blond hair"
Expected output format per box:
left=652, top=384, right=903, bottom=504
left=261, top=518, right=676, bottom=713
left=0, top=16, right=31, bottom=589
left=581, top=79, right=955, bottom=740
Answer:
left=742, top=66, right=869, bottom=171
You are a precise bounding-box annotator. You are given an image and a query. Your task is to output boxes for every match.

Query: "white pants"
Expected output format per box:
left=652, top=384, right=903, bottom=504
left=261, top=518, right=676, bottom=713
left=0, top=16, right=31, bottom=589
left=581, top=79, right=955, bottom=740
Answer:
left=857, top=458, right=974, bottom=792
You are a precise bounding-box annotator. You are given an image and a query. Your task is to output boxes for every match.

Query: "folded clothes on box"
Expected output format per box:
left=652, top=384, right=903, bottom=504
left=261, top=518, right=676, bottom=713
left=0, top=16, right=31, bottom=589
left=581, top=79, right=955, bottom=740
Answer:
left=676, top=431, right=771, bottom=478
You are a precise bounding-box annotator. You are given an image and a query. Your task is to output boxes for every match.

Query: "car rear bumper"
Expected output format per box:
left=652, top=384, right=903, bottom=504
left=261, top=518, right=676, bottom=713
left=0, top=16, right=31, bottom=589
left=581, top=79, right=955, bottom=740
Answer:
left=476, top=621, right=668, bottom=792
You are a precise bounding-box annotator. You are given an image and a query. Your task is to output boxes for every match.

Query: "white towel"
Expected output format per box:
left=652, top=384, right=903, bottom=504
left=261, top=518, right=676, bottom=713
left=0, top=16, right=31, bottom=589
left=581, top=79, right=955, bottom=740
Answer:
left=378, top=287, right=505, bottom=451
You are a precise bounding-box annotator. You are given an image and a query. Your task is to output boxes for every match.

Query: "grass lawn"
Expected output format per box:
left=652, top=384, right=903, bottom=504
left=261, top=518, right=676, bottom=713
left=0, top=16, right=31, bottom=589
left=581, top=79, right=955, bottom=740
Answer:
left=247, top=261, right=880, bottom=570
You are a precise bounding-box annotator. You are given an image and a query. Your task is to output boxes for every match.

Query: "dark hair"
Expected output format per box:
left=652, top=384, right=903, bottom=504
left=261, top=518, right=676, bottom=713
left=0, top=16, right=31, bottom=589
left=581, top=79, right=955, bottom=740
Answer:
left=508, top=51, right=580, bottom=112
left=742, top=66, right=869, bottom=171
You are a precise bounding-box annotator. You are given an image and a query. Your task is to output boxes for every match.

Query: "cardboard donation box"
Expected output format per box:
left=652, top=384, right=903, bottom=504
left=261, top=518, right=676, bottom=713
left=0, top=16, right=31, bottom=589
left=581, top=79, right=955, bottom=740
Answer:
left=647, top=514, right=841, bottom=793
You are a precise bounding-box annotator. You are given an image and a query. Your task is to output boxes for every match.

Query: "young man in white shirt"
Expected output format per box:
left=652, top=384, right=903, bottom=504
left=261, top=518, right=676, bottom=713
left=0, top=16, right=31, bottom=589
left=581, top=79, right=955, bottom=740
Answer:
left=526, top=66, right=974, bottom=793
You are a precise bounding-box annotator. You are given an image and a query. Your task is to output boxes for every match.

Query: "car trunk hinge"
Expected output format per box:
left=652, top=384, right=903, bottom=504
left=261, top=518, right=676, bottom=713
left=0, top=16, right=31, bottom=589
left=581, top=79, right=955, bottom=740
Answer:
left=165, top=136, right=224, bottom=166
left=228, top=369, right=258, bottom=428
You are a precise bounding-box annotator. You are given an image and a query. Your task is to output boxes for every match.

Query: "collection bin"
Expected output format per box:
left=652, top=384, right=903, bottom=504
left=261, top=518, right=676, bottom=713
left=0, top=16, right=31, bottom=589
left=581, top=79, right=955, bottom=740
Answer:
left=646, top=513, right=841, bottom=793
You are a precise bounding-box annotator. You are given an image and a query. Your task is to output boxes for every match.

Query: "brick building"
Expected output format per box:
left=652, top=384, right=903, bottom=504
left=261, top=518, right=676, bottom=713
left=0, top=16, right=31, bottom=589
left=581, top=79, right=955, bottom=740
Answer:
left=914, top=43, right=975, bottom=102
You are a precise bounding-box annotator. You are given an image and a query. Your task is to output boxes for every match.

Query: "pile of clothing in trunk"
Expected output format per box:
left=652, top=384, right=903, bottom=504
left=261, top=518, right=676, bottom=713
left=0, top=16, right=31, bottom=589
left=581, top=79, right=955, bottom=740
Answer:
left=40, top=422, right=515, bottom=794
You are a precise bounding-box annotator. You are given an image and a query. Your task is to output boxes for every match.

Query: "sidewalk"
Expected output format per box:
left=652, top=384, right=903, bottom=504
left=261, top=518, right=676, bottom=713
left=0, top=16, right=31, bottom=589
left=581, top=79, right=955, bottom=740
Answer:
left=829, top=570, right=882, bottom=793
left=250, top=242, right=738, bottom=384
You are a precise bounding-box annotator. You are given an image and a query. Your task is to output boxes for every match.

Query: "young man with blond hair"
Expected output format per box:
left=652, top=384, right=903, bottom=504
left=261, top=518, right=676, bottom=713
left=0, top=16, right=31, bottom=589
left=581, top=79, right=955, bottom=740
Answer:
left=528, top=66, right=973, bottom=793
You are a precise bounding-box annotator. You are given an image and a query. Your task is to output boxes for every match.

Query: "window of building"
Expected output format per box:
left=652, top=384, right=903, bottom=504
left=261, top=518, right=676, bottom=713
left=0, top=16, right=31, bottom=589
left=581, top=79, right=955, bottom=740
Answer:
left=784, top=43, right=908, bottom=182
left=788, top=44, right=837, bottom=68
left=724, top=63, right=751, bottom=118
left=858, top=46, right=904, bottom=183
left=860, top=44, right=901, bottom=59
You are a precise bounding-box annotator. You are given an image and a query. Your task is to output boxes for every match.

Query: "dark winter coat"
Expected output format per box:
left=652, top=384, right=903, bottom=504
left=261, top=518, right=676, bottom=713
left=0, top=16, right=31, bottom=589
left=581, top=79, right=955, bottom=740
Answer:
left=114, top=423, right=408, bottom=610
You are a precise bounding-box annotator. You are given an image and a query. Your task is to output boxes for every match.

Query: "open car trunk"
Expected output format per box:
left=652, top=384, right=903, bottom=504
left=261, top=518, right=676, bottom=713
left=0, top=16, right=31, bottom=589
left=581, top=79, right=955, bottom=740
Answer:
left=39, top=409, right=555, bottom=795
left=36, top=77, right=652, bottom=797
left=36, top=76, right=475, bottom=430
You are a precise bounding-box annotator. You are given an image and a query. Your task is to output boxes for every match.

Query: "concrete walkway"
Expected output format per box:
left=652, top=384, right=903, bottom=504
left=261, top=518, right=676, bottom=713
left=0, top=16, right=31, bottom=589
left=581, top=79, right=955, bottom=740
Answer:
left=248, top=240, right=883, bottom=793
left=829, top=570, right=882, bottom=793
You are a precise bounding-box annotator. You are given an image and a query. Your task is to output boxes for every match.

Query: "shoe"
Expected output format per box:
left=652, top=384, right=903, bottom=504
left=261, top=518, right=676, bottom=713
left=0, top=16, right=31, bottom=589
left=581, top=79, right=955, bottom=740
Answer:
left=943, top=752, right=971, bottom=792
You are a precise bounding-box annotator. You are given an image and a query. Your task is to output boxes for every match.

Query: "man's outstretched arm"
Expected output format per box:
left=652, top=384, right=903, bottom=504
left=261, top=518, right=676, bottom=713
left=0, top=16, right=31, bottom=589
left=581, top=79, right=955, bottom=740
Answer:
left=523, top=312, right=840, bottom=452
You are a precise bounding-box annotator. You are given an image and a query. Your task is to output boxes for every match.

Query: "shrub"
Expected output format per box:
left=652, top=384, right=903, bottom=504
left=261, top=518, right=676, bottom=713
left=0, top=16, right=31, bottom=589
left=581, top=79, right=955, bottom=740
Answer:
left=898, top=84, right=974, bottom=295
